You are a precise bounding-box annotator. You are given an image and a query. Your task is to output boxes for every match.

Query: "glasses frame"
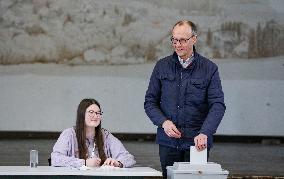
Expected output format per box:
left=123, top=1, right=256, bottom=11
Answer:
left=170, top=35, right=195, bottom=45
left=87, top=110, right=103, bottom=116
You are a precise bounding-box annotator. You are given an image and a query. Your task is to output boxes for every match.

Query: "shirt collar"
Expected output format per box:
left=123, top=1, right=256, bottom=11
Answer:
left=178, top=52, right=194, bottom=68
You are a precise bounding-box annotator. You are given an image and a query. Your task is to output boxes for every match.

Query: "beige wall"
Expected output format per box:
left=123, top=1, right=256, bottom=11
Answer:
left=0, top=0, right=283, bottom=135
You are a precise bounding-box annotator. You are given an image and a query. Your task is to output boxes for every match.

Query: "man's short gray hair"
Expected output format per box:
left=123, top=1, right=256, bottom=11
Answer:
left=172, top=20, right=198, bottom=36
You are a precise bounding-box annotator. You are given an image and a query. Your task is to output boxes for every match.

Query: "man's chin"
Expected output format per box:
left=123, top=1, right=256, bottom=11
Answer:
left=175, top=51, right=184, bottom=55
left=176, top=52, right=185, bottom=58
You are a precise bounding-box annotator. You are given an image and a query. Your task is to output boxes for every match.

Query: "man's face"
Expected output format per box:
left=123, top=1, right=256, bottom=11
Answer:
left=171, top=24, right=197, bottom=60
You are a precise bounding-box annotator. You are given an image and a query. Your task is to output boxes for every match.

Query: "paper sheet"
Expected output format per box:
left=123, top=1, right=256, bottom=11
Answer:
left=190, top=146, right=207, bottom=164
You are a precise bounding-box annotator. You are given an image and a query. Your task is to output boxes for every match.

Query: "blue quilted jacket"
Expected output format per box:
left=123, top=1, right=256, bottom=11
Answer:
left=144, top=50, right=226, bottom=149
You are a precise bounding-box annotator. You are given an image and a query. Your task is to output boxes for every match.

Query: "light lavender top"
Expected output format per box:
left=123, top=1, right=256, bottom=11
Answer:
left=51, top=127, right=136, bottom=168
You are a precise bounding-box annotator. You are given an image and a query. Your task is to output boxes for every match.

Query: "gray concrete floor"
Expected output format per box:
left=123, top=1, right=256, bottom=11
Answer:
left=0, top=140, right=283, bottom=177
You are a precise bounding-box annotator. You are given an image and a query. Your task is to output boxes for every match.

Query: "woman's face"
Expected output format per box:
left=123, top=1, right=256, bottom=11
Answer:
left=85, top=104, right=102, bottom=128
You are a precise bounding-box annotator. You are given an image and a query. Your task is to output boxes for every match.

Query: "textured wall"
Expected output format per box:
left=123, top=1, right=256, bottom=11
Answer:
left=0, top=0, right=284, bottom=135
left=1, top=0, right=283, bottom=65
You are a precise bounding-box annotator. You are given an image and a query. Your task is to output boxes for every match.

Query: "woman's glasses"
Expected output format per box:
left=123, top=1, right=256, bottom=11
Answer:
left=87, top=110, right=103, bottom=116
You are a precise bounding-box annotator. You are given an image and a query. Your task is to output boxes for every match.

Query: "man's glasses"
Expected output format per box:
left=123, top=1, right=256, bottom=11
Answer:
left=170, top=35, right=194, bottom=45
left=87, top=110, right=103, bottom=116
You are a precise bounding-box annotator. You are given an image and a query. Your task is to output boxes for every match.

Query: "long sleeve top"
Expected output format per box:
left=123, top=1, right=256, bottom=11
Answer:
left=51, top=127, right=136, bottom=168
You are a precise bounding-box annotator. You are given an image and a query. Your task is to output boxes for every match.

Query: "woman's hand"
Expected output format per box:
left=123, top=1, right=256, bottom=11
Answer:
left=86, top=157, right=101, bottom=167
left=103, top=158, right=123, bottom=168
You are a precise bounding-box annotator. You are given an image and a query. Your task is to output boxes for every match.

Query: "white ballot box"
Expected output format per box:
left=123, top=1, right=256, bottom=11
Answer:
left=167, top=162, right=229, bottom=179
left=167, top=147, right=229, bottom=179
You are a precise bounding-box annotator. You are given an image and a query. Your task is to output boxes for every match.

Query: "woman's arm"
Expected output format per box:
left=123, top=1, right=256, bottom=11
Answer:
left=51, top=128, right=85, bottom=168
left=104, top=130, right=136, bottom=168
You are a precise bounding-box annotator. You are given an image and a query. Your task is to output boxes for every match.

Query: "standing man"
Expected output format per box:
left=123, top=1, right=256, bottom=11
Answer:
left=144, top=20, right=226, bottom=177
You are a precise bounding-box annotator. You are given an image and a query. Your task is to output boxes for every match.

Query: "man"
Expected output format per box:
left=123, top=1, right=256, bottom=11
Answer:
left=144, top=20, right=226, bottom=177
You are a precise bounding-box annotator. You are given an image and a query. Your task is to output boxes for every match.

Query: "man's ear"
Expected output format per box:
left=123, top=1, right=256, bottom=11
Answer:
left=192, top=35, right=197, bottom=44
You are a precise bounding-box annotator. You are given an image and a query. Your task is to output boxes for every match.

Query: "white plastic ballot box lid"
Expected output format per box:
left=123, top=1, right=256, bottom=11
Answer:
left=168, top=162, right=229, bottom=175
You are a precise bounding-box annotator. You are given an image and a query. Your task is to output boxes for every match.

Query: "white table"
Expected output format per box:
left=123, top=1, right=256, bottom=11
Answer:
left=0, top=166, right=162, bottom=178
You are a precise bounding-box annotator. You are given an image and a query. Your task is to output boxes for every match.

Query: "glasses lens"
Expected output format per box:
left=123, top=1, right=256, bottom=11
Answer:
left=171, top=36, right=194, bottom=44
left=171, top=38, right=178, bottom=44
left=95, top=112, right=103, bottom=115
left=88, top=111, right=103, bottom=116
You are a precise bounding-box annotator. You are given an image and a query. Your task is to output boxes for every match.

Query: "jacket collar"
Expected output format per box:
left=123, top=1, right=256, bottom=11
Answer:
left=172, top=46, right=198, bottom=69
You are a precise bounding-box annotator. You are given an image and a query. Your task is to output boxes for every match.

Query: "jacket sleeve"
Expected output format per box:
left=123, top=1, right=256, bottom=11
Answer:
left=144, top=63, right=167, bottom=127
left=200, top=67, right=226, bottom=136
left=51, top=129, right=84, bottom=168
left=105, top=131, right=136, bottom=168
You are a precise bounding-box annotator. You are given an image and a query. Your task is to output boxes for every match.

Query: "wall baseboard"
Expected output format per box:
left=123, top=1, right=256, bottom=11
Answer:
left=0, top=131, right=283, bottom=144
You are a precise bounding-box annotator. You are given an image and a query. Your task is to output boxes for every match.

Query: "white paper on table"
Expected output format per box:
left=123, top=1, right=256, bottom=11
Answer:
left=79, top=165, right=91, bottom=170
left=190, top=146, right=207, bottom=164
left=96, top=165, right=121, bottom=171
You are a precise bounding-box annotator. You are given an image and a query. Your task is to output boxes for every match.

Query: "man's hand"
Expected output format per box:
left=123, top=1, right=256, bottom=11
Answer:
left=162, top=120, right=181, bottom=138
left=194, top=133, right=208, bottom=151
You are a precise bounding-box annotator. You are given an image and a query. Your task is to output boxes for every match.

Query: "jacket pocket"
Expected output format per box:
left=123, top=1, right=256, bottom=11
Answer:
left=185, top=79, right=207, bottom=104
left=159, top=74, right=175, bottom=81
left=159, top=74, right=176, bottom=96
left=190, top=79, right=207, bottom=90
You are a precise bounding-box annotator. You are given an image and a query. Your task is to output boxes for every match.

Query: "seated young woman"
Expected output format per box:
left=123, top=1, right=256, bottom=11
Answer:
left=51, top=98, right=136, bottom=168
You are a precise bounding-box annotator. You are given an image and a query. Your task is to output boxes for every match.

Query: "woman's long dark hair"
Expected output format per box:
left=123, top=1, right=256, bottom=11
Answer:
left=75, top=98, right=106, bottom=165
